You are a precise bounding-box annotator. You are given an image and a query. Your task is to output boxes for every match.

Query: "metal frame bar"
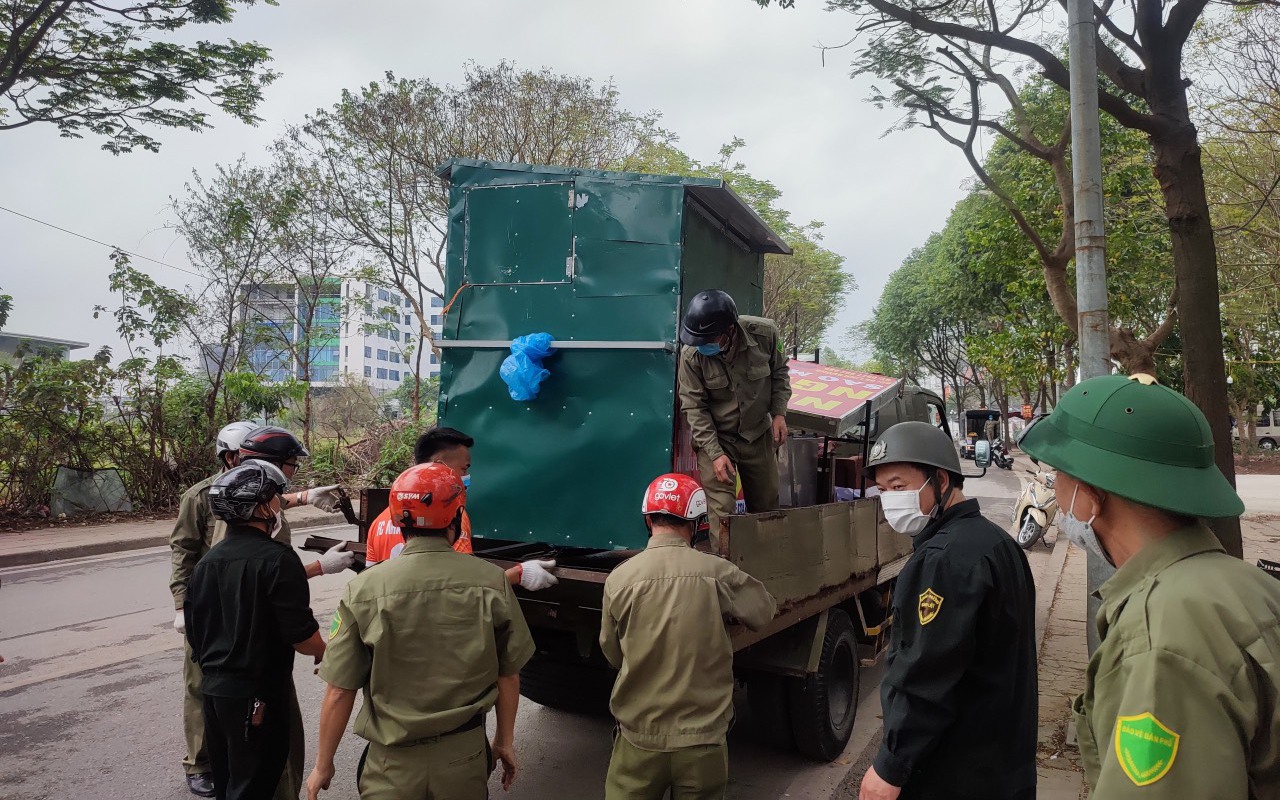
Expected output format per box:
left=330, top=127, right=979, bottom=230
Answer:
left=436, top=339, right=674, bottom=351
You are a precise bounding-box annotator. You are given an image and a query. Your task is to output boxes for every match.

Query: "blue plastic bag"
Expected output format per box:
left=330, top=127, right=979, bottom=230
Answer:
left=500, top=333, right=557, bottom=401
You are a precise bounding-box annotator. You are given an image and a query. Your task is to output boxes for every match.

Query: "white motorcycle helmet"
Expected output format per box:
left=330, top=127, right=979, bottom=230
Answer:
left=215, top=420, right=258, bottom=464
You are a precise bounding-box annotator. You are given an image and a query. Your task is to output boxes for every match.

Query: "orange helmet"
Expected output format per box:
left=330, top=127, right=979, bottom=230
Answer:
left=389, top=463, right=466, bottom=530
left=641, top=473, right=708, bottom=521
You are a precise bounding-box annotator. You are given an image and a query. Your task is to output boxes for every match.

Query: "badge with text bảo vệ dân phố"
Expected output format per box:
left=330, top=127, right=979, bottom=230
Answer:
left=1115, top=712, right=1180, bottom=786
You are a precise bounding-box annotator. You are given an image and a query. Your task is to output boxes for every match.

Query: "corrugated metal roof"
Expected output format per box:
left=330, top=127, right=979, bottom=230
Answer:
left=436, top=158, right=792, bottom=255
left=0, top=332, right=90, bottom=350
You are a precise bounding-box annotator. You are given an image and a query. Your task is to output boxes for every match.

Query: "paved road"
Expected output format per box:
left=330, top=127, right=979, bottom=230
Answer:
left=0, top=467, right=1032, bottom=800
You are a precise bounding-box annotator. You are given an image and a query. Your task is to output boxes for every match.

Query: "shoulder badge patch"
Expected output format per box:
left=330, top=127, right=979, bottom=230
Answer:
left=870, top=439, right=888, bottom=464
left=328, top=609, right=342, bottom=641
left=918, top=588, right=943, bottom=625
left=1115, top=712, right=1179, bottom=786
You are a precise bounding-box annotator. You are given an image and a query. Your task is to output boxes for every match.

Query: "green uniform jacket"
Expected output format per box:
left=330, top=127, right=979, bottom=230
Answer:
left=677, top=316, right=790, bottom=462
left=168, top=473, right=292, bottom=610
left=1076, top=524, right=1280, bottom=798
left=319, top=536, right=535, bottom=746
left=600, top=534, right=776, bottom=751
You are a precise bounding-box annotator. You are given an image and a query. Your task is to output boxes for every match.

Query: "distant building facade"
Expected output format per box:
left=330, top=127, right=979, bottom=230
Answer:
left=244, top=279, right=442, bottom=393
left=0, top=331, right=89, bottom=361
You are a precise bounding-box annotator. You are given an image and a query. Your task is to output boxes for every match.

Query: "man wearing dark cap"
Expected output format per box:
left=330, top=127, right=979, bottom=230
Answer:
left=676, top=289, right=790, bottom=547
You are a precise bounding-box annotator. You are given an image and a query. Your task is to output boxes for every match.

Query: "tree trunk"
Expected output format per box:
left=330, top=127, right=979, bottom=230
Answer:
left=1229, top=397, right=1249, bottom=464
left=1109, top=327, right=1157, bottom=374
left=303, top=380, right=313, bottom=450
left=1147, top=76, right=1242, bottom=557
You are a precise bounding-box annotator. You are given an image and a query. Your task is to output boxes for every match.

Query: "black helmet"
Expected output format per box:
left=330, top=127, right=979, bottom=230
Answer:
left=865, top=421, right=963, bottom=479
left=680, top=290, right=739, bottom=346
left=209, top=461, right=289, bottom=522
left=238, top=426, right=309, bottom=463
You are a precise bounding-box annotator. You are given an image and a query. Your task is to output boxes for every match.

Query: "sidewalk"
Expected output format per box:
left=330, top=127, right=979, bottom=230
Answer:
left=0, top=504, right=347, bottom=568
left=1035, top=541, right=1088, bottom=799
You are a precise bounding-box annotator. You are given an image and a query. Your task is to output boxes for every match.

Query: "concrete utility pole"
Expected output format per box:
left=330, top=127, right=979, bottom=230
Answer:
left=1068, top=0, right=1114, bottom=653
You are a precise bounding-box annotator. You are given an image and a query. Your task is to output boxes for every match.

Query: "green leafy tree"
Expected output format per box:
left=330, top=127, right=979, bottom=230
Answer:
left=1, top=0, right=279, bottom=153
left=863, top=234, right=990, bottom=415
left=625, top=139, right=856, bottom=350
left=1197, top=12, right=1280, bottom=453
left=287, top=62, right=671, bottom=420
left=756, top=0, right=1249, bottom=553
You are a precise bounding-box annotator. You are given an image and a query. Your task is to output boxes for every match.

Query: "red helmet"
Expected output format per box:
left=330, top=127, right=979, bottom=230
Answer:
left=641, top=473, right=708, bottom=521
left=389, top=463, right=466, bottom=530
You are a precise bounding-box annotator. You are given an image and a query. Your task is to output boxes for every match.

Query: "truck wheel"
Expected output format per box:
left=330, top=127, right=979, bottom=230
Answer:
left=788, top=609, right=860, bottom=761
left=747, top=673, right=795, bottom=750
left=519, top=652, right=615, bottom=716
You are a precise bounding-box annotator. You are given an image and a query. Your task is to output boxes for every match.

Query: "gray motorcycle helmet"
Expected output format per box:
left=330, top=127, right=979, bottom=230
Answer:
left=865, top=421, right=962, bottom=481
left=209, top=461, right=289, bottom=523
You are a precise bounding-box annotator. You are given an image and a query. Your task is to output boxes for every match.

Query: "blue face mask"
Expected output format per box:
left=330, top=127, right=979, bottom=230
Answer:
left=461, top=474, right=471, bottom=489
left=696, top=343, right=722, bottom=357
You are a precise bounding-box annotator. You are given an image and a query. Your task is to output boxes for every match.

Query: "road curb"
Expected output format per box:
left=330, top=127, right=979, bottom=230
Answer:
left=1035, top=536, right=1073, bottom=656
left=0, top=515, right=343, bottom=570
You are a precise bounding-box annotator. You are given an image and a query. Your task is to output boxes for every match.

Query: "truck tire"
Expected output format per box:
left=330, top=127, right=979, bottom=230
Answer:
left=747, top=673, right=795, bottom=750
left=788, top=609, right=860, bottom=761
left=519, top=652, right=615, bottom=716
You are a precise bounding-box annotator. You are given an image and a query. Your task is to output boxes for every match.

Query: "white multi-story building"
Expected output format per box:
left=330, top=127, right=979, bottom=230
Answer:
left=339, top=282, right=444, bottom=393
left=245, top=279, right=443, bottom=395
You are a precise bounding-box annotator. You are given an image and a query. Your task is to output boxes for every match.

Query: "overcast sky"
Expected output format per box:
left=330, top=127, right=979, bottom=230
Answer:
left=0, top=0, right=974, bottom=360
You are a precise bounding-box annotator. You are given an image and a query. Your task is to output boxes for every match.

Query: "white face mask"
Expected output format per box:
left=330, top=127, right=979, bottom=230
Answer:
left=268, top=509, right=284, bottom=538
left=1058, top=485, right=1109, bottom=564
left=880, top=478, right=935, bottom=535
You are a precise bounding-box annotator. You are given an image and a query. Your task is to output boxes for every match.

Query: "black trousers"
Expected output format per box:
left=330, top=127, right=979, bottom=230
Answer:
left=203, top=693, right=290, bottom=800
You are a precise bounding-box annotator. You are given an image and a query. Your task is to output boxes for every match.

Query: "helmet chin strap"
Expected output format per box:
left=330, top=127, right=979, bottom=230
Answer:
left=932, top=469, right=954, bottom=517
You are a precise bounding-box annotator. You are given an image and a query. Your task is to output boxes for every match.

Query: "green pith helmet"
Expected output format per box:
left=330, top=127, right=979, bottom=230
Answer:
left=1020, top=374, right=1243, bottom=518
left=865, top=421, right=962, bottom=479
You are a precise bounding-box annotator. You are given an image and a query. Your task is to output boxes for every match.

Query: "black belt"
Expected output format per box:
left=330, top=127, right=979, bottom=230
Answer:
left=397, top=712, right=485, bottom=748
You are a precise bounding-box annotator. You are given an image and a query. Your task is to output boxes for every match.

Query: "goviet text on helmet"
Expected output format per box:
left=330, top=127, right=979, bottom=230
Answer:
left=641, top=473, right=708, bottom=521
left=209, top=461, right=290, bottom=523
left=389, top=462, right=467, bottom=530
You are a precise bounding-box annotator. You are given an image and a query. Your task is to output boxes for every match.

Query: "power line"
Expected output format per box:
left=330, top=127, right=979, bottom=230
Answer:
left=0, top=203, right=203, bottom=279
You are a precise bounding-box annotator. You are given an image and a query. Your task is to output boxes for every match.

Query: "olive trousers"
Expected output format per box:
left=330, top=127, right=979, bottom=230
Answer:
left=358, top=726, right=490, bottom=800
left=697, top=435, right=779, bottom=550
left=604, top=734, right=729, bottom=800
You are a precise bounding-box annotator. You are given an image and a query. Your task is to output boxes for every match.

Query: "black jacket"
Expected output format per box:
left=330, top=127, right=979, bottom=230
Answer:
left=873, top=499, right=1038, bottom=799
left=184, top=525, right=318, bottom=699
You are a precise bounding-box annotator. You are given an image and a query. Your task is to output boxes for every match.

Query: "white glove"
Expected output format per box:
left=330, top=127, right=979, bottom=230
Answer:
left=307, top=485, right=344, bottom=513
left=174, top=609, right=186, bottom=635
left=319, top=543, right=356, bottom=575
left=519, top=560, right=558, bottom=591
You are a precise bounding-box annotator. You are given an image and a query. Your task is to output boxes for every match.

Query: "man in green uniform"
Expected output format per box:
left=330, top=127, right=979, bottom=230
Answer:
left=1021, top=374, right=1280, bottom=798
left=305, top=462, right=535, bottom=800
left=170, top=423, right=352, bottom=798
left=677, top=290, right=790, bottom=548
left=601, top=472, right=776, bottom=800
left=858, top=422, right=1037, bottom=800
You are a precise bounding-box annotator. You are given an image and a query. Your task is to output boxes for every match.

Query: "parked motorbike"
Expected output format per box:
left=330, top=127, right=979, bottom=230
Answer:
left=991, top=440, right=1015, bottom=470
left=1012, top=465, right=1058, bottom=549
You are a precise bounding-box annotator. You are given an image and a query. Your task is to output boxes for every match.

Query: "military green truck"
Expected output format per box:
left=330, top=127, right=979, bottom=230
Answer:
left=307, top=159, right=956, bottom=762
